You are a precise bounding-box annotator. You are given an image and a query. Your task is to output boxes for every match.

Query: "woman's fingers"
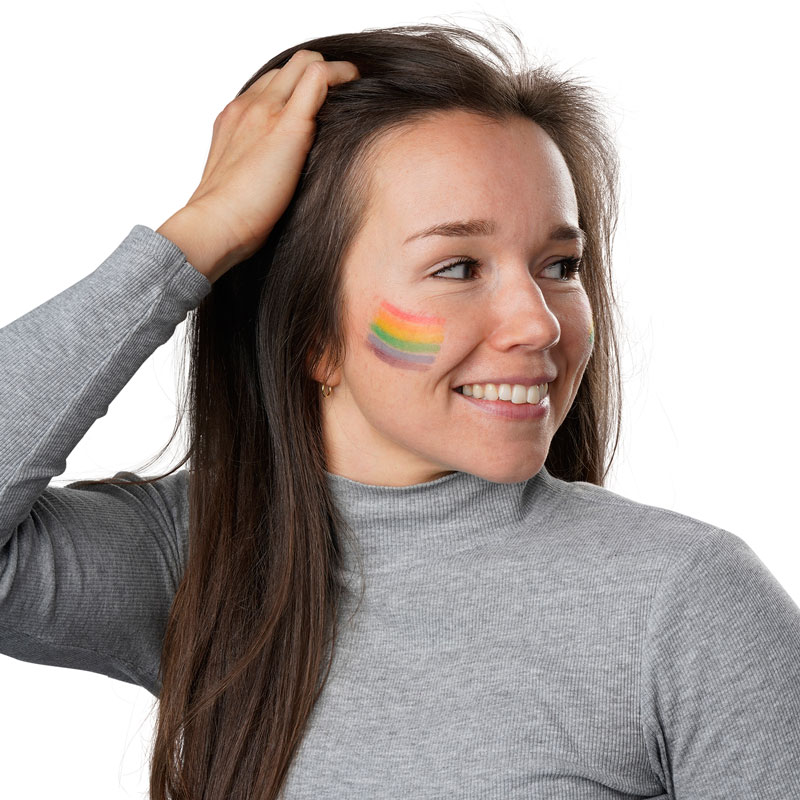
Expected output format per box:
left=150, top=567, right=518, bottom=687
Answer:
left=280, top=59, right=361, bottom=125
left=202, top=52, right=347, bottom=178
left=244, top=67, right=281, bottom=101
left=262, top=49, right=325, bottom=106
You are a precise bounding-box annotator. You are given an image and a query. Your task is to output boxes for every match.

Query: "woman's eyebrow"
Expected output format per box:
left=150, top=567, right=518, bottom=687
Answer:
left=403, top=219, right=585, bottom=247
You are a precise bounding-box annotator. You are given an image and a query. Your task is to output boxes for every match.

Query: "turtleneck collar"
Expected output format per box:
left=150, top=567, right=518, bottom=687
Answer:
left=324, top=465, right=554, bottom=573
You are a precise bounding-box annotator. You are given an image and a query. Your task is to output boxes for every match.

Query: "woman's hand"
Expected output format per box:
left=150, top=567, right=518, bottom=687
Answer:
left=157, top=50, right=360, bottom=283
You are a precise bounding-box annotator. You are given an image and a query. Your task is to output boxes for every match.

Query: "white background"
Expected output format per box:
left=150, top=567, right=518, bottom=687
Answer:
left=1, top=0, right=798, bottom=796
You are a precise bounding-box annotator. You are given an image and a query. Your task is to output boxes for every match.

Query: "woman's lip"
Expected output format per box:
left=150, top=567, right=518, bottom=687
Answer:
left=453, top=389, right=551, bottom=420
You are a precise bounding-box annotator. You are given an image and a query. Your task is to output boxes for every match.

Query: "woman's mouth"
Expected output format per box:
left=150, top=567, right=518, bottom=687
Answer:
left=455, top=381, right=549, bottom=405
left=453, top=382, right=551, bottom=420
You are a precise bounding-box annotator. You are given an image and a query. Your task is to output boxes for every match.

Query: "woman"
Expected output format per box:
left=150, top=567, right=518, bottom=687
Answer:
left=1, top=21, right=798, bottom=800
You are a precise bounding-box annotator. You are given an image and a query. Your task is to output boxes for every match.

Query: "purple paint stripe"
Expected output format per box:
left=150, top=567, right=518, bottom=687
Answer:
left=367, top=333, right=433, bottom=370
left=371, top=345, right=431, bottom=371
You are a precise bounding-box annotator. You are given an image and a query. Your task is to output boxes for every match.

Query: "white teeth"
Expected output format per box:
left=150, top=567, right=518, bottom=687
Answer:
left=461, top=382, right=549, bottom=405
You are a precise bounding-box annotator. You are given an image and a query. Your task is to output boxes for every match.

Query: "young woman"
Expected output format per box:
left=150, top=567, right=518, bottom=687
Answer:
left=1, top=22, right=798, bottom=800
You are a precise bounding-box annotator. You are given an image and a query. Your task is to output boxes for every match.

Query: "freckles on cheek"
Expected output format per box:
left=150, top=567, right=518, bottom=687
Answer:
left=365, top=299, right=445, bottom=372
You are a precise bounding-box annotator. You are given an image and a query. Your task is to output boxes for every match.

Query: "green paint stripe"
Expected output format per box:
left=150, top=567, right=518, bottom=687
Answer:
left=370, top=323, right=441, bottom=353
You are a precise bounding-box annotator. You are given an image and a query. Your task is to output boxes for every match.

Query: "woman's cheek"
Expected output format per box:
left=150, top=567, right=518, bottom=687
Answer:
left=365, top=299, right=446, bottom=372
left=565, top=293, right=594, bottom=363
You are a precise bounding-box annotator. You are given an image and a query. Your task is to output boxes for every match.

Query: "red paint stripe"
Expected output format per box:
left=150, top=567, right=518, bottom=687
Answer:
left=380, top=300, right=445, bottom=327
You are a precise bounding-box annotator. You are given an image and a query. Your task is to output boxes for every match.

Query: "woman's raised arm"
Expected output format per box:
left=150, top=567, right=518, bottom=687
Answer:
left=0, top=50, right=359, bottom=692
left=0, top=225, right=211, bottom=693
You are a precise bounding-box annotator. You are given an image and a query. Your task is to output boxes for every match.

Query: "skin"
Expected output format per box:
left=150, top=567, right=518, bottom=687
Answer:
left=314, top=109, right=594, bottom=487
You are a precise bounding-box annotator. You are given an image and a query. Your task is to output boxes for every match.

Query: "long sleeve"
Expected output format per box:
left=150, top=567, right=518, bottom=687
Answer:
left=0, top=224, right=212, bottom=696
left=640, top=525, right=800, bottom=798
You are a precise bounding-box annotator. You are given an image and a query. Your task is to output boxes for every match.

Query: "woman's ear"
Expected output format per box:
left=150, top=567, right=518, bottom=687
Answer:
left=307, top=344, right=341, bottom=388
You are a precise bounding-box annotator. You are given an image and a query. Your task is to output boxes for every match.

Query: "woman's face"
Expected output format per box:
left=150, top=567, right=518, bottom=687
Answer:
left=317, top=110, right=594, bottom=486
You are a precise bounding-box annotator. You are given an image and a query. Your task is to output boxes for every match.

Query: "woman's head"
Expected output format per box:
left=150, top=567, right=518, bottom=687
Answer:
left=148, top=21, right=622, bottom=800
left=242, top=21, right=621, bottom=488
left=316, top=109, right=593, bottom=486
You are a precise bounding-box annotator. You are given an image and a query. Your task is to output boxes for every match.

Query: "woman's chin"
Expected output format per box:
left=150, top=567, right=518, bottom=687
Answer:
left=463, top=455, right=547, bottom=485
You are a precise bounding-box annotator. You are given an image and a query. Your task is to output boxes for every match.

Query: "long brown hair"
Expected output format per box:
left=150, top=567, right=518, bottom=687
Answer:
left=70, top=19, right=622, bottom=800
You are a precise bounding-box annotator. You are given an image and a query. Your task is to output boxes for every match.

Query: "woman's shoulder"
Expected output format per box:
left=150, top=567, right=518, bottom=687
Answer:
left=534, top=466, right=743, bottom=564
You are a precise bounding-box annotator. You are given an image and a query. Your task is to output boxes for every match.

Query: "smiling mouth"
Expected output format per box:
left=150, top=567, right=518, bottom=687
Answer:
left=453, top=382, right=550, bottom=405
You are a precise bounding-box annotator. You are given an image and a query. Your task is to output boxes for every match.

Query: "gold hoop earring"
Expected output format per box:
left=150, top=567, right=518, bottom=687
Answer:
left=320, top=383, right=333, bottom=397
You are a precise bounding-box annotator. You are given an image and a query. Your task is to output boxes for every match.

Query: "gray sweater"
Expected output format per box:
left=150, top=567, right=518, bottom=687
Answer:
left=1, top=224, right=799, bottom=799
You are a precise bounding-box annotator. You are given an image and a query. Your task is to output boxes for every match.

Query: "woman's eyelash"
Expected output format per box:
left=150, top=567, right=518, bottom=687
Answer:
left=431, top=256, right=583, bottom=281
left=431, top=257, right=483, bottom=280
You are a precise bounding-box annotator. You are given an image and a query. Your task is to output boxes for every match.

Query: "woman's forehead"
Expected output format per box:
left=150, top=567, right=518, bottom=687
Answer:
left=361, top=111, right=578, bottom=238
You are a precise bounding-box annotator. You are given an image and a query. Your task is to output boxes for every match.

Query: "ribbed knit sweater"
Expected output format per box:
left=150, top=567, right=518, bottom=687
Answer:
left=1, top=225, right=799, bottom=799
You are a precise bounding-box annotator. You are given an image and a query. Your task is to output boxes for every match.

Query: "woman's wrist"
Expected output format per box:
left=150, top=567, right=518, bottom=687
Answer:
left=156, top=205, right=243, bottom=284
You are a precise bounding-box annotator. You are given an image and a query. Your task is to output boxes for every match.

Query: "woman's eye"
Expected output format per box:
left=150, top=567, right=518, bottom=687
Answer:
left=431, top=257, right=481, bottom=280
left=431, top=256, right=582, bottom=281
left=542, top=256, right=583, bottom=281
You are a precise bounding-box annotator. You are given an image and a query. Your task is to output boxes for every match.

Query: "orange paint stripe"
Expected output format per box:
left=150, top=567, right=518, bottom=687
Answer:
left=374, top=309, right=444, bottom=344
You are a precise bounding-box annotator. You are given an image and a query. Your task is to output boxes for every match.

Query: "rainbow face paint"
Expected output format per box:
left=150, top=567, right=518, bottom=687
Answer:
left=587, top=317, right=595, bottom=349
left=367, top=300, right=445, bottom=371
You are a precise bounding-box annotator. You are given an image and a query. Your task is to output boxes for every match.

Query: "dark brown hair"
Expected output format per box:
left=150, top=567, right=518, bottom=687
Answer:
left=70, top=19, right=622, bottom=800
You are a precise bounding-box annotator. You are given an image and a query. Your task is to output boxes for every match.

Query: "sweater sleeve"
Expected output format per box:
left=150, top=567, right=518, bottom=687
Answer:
left=0, top=224, right=212, bottom=696
left=640, top=525, right=800, bottom=798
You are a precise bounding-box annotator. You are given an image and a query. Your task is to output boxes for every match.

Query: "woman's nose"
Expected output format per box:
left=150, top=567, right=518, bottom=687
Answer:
left=487, top=277, right=561, bottom=352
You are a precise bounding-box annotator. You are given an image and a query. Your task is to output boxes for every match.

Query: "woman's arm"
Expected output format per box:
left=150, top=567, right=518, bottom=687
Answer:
left=0, top=47, right=360, bottom=694
left=0, top=225, right=212, bottom=694
left=640, top=526, right=800, bottom=797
